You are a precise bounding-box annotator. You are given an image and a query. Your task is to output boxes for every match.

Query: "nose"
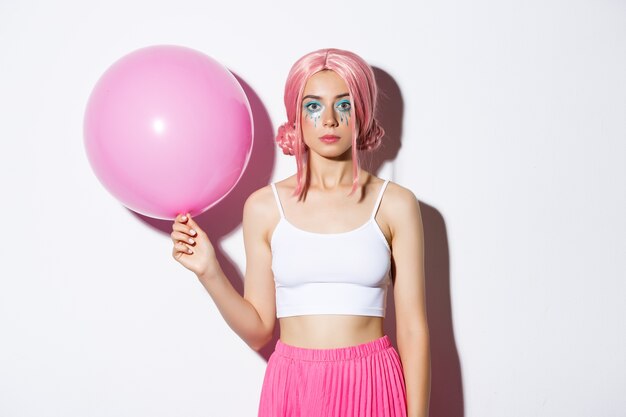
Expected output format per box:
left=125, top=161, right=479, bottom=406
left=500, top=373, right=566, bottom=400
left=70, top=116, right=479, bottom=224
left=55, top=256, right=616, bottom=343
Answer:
left=322, top=106, right=338, bottom=128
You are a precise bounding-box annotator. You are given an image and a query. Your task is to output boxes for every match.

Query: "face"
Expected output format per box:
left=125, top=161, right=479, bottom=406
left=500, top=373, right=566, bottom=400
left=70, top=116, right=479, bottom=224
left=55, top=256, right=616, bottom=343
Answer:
left=300, top=70, right=354, bottom=158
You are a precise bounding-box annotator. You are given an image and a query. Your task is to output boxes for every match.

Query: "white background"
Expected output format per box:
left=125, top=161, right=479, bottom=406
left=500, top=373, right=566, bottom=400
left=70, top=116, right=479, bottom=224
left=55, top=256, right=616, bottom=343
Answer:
left=1, top=1, right=624, bottom=416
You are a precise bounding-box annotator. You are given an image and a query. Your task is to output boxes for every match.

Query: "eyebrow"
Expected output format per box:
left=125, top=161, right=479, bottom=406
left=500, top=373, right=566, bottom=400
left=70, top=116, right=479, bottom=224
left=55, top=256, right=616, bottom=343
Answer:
left=302, top=93, right=350, bottom=101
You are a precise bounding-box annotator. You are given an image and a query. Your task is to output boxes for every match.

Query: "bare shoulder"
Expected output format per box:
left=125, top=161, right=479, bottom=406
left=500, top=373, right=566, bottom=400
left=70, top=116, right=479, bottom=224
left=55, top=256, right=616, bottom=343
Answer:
left=243, top=183, right=281, bottom=244
left=245, top=183, right=275, bottom=209
left=245, top=175, right=296, bottom=212
left=384, top=180, right=419, bottom=207
left=383, top=181, right=422, bottom=236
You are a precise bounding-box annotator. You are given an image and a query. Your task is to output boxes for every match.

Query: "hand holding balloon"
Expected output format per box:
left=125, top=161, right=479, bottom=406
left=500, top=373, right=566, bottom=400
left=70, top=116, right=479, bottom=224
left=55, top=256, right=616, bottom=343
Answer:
left=171, top=213, right=220, bottom=279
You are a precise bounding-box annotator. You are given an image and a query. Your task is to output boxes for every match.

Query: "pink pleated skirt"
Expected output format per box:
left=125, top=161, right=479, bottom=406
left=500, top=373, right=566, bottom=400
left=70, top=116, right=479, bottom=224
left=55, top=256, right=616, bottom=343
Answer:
left=258, top=334, right=407, bottom=417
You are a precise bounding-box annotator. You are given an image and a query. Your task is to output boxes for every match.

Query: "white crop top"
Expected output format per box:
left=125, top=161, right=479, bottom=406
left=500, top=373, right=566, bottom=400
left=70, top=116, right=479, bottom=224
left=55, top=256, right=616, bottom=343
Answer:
left=270, top=180, right=392, bottom=318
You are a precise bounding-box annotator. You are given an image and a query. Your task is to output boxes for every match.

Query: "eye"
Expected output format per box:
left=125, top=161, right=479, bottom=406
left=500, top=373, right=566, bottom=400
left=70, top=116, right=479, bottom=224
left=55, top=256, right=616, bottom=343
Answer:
left=305, top=102, right=322, bottom=112
left=336, top=100, right=351, bottom=111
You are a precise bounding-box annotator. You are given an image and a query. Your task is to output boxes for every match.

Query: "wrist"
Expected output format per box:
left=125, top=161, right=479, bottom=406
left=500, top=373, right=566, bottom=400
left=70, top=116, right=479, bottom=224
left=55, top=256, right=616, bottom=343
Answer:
left=197, top=265, right=222, bottom=282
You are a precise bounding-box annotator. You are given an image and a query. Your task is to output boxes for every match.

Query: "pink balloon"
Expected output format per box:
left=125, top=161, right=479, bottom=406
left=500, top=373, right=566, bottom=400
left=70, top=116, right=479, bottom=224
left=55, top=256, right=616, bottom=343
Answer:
left=83, top=45, right=253, bottom=220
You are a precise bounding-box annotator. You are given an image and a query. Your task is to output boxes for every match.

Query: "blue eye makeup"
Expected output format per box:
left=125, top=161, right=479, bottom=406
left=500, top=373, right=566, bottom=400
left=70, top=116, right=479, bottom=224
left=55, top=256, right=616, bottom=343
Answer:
left=302, top=98, right=352, bottom=127
left=336, top=99, right=351, bottom=112
left=303, top=100, right=324, bottom=127
left=305, top=101, right=323, bottom=113
left=336, top=99, right=351, bottom=125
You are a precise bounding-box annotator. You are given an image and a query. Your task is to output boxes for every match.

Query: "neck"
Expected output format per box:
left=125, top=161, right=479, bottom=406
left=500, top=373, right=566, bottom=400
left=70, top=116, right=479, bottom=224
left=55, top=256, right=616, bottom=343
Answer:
left=306, top=150, right=364, bottom=191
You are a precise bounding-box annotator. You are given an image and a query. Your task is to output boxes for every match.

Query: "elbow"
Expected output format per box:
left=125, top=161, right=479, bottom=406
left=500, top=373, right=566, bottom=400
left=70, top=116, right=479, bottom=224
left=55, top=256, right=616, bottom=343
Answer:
left=397, top=322, right=430, bottom=342
left=249, top=330, right=273, bottom=352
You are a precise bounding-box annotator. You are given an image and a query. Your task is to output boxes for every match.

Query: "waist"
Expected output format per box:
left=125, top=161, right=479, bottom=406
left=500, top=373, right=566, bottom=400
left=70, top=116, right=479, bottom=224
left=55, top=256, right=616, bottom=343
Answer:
left=274, top=334, right=392, bottom=361
left=279, top=314, right=384, bottom=349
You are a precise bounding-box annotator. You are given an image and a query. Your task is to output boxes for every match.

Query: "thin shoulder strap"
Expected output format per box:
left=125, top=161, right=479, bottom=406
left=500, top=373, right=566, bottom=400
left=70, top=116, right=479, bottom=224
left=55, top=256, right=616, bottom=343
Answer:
left=270, top=182, right=285, bottom=219
left=370, top=179, right=390, bottom=220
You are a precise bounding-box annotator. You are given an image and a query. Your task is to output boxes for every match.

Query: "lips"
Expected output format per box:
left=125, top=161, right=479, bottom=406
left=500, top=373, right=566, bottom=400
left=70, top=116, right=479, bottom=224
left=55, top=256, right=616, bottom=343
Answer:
left=320, top=135, right=340, bottom=143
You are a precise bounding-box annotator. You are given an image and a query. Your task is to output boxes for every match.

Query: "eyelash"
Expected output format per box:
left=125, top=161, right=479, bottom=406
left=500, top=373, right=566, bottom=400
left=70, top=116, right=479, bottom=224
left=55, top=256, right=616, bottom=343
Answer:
left=305, top=102, right=322, bottom=112
left=304, top=100, right=351, bottom=113
left=336, top=100, right=351, bottom=112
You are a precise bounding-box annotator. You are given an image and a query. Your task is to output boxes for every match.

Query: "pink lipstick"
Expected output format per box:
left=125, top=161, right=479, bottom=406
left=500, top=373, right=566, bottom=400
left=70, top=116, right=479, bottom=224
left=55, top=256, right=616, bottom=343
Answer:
left=320, top=135, right=340, bottom=143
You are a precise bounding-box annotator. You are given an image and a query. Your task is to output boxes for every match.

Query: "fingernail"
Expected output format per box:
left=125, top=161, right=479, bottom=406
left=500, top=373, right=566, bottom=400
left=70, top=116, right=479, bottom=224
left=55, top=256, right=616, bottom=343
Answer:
left=181, top=215, right=187, bottom=221
left=189, top=229, right=196, bottom=236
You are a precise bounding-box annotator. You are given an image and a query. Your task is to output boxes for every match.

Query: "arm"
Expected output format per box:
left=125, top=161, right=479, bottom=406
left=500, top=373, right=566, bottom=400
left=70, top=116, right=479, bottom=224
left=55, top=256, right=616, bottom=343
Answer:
left=197, top=187, right=277, bottom=351
left=390, top=186, right=431, bottom=417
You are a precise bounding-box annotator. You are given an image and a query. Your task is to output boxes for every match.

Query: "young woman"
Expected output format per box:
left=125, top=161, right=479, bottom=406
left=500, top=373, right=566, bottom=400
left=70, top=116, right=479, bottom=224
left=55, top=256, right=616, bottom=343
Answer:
left=170, top=48, right=430, bottom=417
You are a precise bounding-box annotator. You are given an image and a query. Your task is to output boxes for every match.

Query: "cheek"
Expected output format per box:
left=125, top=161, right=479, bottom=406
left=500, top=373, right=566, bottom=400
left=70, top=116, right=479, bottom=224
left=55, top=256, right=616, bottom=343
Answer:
left=302, top=111, right=321, bottom=129
left=339, top=111, right=351, bottom=126
left=337, top=108, right=354, bottom=127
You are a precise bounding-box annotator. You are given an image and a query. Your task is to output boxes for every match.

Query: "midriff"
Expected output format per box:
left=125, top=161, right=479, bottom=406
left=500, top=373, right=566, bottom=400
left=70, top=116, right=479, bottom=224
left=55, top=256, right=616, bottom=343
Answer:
left=279, top=314, right=385, bottom=349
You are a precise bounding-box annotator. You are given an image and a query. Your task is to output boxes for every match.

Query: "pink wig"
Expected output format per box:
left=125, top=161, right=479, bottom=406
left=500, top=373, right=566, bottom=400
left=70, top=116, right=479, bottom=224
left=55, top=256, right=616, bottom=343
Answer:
left=275, top=48, right=385, bottom=200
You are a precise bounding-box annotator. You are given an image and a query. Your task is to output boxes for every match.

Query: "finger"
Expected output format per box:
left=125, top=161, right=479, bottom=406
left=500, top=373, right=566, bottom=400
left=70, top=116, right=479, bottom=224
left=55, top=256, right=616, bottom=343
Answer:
left=174, top=213, right=199, bottom=237
left=185, top=214, right=201, bottom=235
left=170, top=223, right=198, bottom=237
left=172, top=244, right=192, bottom=259
left=171, top=222, right=197, bottom=237
left=171, top=231, right=196, bottom=245
left=174, top=241, right=194, bottom=254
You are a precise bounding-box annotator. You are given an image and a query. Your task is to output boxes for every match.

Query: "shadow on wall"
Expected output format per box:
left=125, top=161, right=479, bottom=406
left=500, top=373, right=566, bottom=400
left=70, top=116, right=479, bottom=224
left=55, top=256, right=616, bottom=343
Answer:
left=372, top=67, right=464, bottom=417
left=132, top=67, right=464, bottom=417
left=130, top=69, right=277, bottom=347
